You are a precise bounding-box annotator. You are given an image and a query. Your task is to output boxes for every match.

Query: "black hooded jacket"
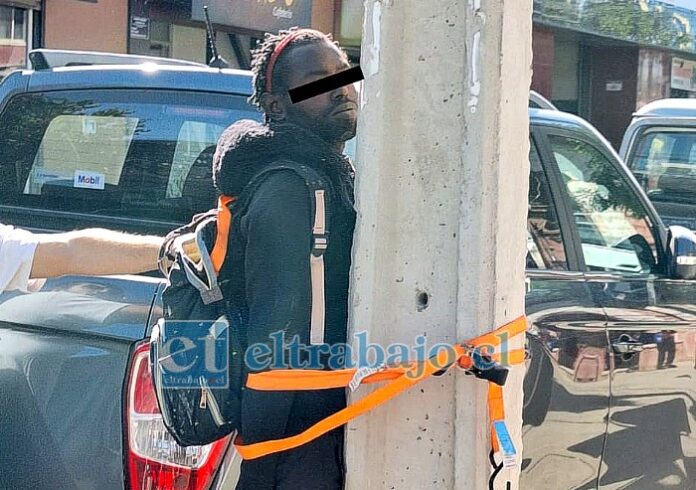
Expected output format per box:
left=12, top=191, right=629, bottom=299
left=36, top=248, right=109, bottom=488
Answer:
left=213, top=119, right=356, bottom=487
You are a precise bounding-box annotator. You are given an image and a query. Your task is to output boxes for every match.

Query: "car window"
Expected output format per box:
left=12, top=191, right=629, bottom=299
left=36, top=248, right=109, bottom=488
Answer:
left=527, top=137, right=568, bottom=270
left=22, top=115, right=138, bottom=195
left=167, top=120, right=227, bottom=199
left=0, top=89, right=260, bottom=224
left=549, top=134, right=659, bottom=274
left=630, top=128, right=696, bottom=205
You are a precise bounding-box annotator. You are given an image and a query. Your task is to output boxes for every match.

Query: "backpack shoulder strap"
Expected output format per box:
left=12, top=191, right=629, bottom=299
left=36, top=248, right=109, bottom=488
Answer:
left=235, top=162, right=331, bottom=345
left=158, top=208, right=218, bottom=276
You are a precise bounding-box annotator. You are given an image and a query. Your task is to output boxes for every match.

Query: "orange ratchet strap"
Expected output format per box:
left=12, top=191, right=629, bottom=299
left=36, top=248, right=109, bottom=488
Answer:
left=235, top=316, right=527, bottom=460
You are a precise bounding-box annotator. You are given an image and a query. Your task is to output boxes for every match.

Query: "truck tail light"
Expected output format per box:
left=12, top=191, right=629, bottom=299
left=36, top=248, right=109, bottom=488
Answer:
left=124, top=342, right=231, bottom=490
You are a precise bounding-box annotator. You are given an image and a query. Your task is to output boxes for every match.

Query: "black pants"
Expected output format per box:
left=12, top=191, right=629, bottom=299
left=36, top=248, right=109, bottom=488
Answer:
left=658, top=335, right=676, bottom=368
left=236, top=428, right=344, bottom=490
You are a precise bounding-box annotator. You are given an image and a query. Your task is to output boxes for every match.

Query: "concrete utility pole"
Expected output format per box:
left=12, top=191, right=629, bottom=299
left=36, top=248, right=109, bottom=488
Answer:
left=346, top=1, right=532, bottom=489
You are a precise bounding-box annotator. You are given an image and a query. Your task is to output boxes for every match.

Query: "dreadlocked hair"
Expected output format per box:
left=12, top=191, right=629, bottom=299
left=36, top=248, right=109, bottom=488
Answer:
left=249, top=28, right=348, bottom=109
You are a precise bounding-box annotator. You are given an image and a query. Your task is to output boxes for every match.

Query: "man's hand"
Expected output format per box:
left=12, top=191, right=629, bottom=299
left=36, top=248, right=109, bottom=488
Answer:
left=30, top=229, right=164, bottom=279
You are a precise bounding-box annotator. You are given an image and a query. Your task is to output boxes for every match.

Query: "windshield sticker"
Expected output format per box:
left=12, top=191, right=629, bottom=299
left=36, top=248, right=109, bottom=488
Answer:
left=74, top=170, right=105, bottom=190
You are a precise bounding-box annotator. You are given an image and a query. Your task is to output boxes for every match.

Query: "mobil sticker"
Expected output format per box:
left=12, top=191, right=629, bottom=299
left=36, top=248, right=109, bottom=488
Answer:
left=74, top=170, right=105, bottom=190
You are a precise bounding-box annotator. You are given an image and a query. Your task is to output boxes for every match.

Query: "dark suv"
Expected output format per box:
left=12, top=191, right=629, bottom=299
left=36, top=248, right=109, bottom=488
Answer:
left=524, top=108, right=696, bottom=489
left=1, top=61, right=696, bottom=490
left=621, top=99, right=696, bottom=232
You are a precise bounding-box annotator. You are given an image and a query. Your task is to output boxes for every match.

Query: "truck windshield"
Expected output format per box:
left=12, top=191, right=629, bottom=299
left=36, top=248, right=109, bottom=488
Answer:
left=0, top=89, right=260, bottom=225
left=629, top=128, right=696, bottom=205
left=627, top=127, right=696, bottom=230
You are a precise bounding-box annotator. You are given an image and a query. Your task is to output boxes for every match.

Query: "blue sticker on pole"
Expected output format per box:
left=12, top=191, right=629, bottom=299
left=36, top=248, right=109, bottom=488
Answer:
left=493, top=420, right=517, bottom=469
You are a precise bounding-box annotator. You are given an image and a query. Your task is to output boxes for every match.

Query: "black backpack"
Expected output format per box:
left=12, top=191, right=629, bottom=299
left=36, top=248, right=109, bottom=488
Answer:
left=149, top=163, right=331, bottom=447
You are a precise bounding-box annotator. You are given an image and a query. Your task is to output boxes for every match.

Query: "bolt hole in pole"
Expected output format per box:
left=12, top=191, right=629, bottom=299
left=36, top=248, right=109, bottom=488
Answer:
left=416, top=290, right=430, bottom=311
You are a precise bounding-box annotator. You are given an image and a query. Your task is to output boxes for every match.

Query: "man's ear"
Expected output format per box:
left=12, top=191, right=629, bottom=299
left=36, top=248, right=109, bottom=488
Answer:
left=260, top=93, right=287, bottom=121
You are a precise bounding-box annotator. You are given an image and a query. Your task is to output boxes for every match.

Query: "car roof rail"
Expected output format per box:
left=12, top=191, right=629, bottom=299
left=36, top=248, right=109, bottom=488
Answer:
left=529, top=91, right=558, bottom=111
left=28, top=49, right=208, bottom=71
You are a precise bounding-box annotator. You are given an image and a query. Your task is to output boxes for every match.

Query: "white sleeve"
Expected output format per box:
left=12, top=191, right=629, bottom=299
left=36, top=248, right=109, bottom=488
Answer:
left=0, top=224, right=40, bottom=294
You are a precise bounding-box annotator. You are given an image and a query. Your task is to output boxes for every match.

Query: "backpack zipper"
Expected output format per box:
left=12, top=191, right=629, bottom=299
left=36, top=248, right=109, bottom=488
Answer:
left=199, top=386, right=208, bottom=410
left=199, top=377, right=225, bottom=427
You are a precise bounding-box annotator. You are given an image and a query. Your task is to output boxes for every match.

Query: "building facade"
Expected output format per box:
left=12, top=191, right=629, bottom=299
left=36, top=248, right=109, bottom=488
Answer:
left=0, top=0, right=40, bottom=78
left=127, top=0, right=338, bottom=69
left=13, top=1, right=696, bottom=149
left=531, top=0, right=696, bottom=148
left=44, top=0, right=127, bottom=54
left=2, top=0, right=341, bottom=78
left=337, top=0, right=696, bottom=149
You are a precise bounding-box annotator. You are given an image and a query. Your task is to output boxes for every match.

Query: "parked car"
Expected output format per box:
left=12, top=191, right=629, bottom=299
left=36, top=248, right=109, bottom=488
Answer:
left=0, top=54, right=260, bottom=490
left=1, top=54, right=696, bottom=490
left=524, top=107, right=696, bottom=489
left=529, top=90, right=558, bottom=111
left=620, top=98, right=696, bottom=231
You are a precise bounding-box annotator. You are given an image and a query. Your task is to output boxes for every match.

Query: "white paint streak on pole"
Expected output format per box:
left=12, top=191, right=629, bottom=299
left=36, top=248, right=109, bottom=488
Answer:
left=361, top=0, right=381, bottom=81
left=468, top=30, right=481, bottom=112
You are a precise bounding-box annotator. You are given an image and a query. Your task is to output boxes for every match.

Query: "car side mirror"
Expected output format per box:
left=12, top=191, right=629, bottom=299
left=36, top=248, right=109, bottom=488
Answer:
left=667, top=226, right=696, bottom=280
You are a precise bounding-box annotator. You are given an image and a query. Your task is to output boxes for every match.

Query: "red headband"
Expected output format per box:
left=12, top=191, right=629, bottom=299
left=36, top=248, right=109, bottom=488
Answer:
left=265, top=30, right=309, bottom=93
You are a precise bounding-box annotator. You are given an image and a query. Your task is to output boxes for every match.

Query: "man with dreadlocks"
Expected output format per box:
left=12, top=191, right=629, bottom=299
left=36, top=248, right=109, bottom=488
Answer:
left=212, top=28, right=358, bottom=489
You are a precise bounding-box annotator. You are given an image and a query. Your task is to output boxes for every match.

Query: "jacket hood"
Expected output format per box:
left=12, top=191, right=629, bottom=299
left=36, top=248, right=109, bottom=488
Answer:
left=212, top=119, right=354, bottom=206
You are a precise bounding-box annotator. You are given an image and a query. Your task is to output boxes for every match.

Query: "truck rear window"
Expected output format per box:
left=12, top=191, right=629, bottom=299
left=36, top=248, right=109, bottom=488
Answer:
left=630, top=128, right=696, bottom=204
left=0, top=89, right=260, bottom=224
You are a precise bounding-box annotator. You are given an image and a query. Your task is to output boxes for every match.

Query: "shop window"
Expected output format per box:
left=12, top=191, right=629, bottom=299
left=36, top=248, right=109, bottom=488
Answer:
left=130, top=20, right=171, bottom=59
left=0, top=7, right=12, bottom=40
left=338, top=0, right=363, bottom=47
left=0, top=6, right=28, bottom=78
left=0, top=6, right=26, bottom=42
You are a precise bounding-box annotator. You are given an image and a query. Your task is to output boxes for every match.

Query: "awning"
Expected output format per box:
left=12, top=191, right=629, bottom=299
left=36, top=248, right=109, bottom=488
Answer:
left=1, top=0, right=42, bottom=10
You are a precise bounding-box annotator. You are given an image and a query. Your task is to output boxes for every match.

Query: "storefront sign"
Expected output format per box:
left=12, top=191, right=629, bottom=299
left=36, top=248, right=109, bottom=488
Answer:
left=191, top=0, right=312, bottom=33
left=671, top=57, right=696, bottom=92
left=130, top=16, right=150, bottom=41
left=605, top=80, right=623, bottom=92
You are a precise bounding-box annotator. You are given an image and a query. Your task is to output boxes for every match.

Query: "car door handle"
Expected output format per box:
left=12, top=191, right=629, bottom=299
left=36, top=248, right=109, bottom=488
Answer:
left=612, top=340, right=644, bottom=354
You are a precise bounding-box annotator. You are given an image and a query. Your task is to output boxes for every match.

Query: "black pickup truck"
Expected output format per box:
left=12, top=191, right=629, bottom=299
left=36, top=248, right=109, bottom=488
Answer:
left=2, top=58, right=696, bottom=490
left=0, top=59, right=258, bottom=490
